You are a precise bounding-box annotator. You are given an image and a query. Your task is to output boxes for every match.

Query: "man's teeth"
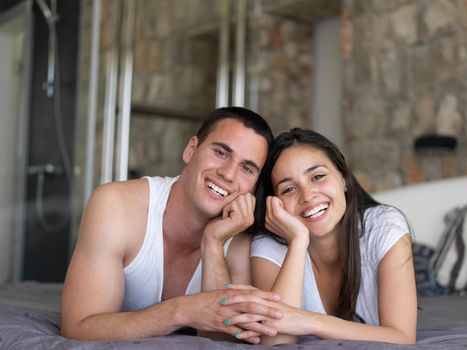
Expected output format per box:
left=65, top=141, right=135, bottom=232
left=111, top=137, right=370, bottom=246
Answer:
left=207, top=182, right=229, bottom=197
left=302, top=204, right=328, bottom=218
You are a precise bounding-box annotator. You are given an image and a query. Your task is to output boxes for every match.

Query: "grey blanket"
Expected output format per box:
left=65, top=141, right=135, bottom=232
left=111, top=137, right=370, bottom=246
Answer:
left=1, top=295, right=467, bottom=349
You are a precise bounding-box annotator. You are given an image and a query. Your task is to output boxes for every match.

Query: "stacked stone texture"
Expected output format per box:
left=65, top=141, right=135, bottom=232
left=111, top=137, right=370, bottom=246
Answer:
left=74, top=0, right=467, bottom=200
left=342, top=0, right=467, bottom=191
left=246, top=12, right=313, bottom=135
left=75, top=0, right=315, bottom=189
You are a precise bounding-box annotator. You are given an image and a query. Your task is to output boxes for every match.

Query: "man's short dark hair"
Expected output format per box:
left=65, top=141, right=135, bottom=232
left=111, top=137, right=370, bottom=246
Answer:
left=196, top=107, right=273, bottom=150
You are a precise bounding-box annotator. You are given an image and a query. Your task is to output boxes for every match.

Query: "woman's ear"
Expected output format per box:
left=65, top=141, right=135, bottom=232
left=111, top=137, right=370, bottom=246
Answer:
left=182, top=136, right=199, bottom=164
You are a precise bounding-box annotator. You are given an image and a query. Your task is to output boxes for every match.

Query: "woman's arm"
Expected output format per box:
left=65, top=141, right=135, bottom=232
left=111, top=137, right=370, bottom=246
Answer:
left=253, top=234, right=417, bottom=345
left=251, top=196, right=310, bottom=345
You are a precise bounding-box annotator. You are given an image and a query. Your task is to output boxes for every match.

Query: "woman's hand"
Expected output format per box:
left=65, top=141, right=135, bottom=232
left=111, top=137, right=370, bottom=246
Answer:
left=223, top=287, right=314, bottom=339
left=266, top=196, right=309, bottom=245
left=263, top=301, right=315, bottom=337
left=220, top=284, right=283, bottom=343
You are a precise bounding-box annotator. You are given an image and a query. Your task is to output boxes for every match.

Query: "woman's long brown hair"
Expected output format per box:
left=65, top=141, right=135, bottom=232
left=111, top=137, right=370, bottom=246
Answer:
left=254, top=128, right=379, bottom=321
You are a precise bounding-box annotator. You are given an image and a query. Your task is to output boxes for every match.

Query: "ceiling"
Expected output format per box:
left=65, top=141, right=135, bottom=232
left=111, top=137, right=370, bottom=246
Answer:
left=260, top=0, right=342, bottom=23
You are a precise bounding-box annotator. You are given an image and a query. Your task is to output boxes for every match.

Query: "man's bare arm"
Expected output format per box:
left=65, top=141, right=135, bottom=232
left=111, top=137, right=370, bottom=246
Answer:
left=61, top=183, right=281, bottom=340
left=61, top=181, right=185, bottom=339
left=199, top=194, right=280, bottom=342
left=201, top=193, right=256, bottom=290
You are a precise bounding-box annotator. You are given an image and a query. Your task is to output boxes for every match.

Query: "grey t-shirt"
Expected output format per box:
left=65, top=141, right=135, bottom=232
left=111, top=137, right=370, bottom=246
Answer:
left=251, top=205, right=410, bottom=325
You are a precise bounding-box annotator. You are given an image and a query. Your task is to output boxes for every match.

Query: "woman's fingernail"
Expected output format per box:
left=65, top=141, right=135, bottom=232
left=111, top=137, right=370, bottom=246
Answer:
left=235, top=332, right=242, bottom=339
left=274, top=311, right=283, bottom=318
left=220, top=298, right=228, bottom=305
left=223, top=319, right=231, bottom=325
left=224, top=283, right=232, bottom=288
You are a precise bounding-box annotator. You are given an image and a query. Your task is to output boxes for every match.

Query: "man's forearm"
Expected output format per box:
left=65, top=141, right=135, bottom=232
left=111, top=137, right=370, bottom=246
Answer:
left=201, top=238, right=231, bottom=291
left=62, top=296, right=186, bottom=340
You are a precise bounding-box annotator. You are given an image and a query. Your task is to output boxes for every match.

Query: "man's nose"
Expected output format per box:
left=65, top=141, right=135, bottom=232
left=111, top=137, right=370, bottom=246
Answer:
left=217, top=161, right=237, bottom=182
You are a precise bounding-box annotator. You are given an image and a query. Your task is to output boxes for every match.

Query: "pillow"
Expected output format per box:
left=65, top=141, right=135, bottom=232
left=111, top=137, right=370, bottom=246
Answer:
left=412, top=243, right=447, bottom=296
left=431, top=205, right=467, bottom=293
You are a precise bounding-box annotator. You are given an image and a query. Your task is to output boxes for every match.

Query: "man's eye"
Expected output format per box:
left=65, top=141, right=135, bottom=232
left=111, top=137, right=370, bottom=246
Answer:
left=214, top=149, right=227, bottom=158
left=242, top=164, right=254, bottom=174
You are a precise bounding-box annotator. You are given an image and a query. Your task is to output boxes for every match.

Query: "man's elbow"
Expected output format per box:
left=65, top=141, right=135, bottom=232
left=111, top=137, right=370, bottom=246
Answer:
left=394, top=330, right=416, bottom=345
left=61, top=322, right=79, bottom=340
left=61, top=318, right=90, bottom=340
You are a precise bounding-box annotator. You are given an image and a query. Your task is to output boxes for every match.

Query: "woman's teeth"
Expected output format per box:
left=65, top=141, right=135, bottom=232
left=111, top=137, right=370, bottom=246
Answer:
left=302, top=204, right=328, bottom=218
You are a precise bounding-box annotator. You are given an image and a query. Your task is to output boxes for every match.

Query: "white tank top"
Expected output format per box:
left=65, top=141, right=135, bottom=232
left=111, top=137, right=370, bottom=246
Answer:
left=122, top=176, right=232, bottom=311
left=251, top=206, right=409, bottom=326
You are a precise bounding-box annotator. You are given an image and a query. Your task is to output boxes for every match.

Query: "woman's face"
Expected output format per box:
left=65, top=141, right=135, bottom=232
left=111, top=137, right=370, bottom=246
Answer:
left=271, top=144, right=347, bottom=239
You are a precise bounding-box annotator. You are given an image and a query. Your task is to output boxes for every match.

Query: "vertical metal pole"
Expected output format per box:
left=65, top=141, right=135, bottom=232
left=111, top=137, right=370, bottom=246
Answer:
left=216, top=0, right=230, bottom=108
left=101, top=0, right=122, bottom=184
left=83, top=0, right=101, bottom=201
left=13, top=0, right=33, bottom=282
left=115, top=0, right=135, bottom=181
left=233, top=0, right=246, bottom=107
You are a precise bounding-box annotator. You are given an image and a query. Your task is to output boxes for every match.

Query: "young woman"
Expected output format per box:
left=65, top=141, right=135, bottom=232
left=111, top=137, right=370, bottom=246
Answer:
left=249, top=128, right=417, bottom=345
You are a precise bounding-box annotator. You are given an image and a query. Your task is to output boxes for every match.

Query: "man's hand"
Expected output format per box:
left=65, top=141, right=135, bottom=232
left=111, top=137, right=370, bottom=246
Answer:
left=183, top=287, right=282, bottom=343
left=222, top=285, right=310, bottom=339
left=202, top=193, right=256, bottom=246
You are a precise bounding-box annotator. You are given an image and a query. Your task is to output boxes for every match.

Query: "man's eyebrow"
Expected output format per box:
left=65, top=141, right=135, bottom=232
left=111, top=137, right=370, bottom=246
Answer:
left=211, top=142, right=233, bottom=153
left=244, top=159, right=261, bottom=173
left=275, top=165, right=323, bottom=188
left=211, top=142, right=261, bottom=172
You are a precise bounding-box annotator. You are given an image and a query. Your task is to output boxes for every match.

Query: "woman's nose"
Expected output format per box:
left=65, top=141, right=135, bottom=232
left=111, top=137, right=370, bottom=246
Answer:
left=300, top=186, right=318, bottom=203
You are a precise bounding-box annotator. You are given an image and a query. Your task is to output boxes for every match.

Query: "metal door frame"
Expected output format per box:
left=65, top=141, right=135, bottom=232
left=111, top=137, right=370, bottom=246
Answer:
left=0, top=0, right=35, bottom=282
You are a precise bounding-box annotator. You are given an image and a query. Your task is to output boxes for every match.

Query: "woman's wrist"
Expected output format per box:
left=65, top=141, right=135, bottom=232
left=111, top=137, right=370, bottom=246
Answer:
left=302, top=311, right=322, bottom=335
left=288, top=234, right=309, bottom=247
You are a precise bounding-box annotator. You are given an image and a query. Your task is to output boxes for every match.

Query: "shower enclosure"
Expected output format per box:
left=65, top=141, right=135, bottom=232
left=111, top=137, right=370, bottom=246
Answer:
left=0, top=1, right=32, bottom=284
left=1, top=0, right=80, bottom=283
left=1, top=0, right=340, bottom=283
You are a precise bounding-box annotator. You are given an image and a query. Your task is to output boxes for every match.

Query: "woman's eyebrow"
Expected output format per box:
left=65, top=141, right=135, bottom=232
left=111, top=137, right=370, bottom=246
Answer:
left=275, top=165, right=323, bottom=188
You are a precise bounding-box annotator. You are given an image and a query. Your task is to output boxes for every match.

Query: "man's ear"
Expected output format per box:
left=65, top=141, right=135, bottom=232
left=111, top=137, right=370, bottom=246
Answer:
left=182, top=136, right=199, bottom=164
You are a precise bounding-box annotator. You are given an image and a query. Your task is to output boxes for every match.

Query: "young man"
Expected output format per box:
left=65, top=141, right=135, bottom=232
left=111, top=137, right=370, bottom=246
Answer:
left=61, top=107, right=282, bottom=343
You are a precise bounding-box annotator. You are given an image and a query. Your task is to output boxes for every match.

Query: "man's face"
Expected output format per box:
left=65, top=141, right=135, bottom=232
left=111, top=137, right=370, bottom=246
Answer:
left=181, top=118, right=269, bottom=218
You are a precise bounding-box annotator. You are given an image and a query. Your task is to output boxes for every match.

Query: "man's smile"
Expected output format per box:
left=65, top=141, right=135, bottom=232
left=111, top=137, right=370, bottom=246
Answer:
left=206, top=181, right=230, bottom=198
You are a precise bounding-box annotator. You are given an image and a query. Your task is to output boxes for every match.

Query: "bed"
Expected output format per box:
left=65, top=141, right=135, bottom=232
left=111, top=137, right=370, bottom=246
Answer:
left=1, top=292, right=467, bottom=349
left=1, top=176, right=467, bottom=349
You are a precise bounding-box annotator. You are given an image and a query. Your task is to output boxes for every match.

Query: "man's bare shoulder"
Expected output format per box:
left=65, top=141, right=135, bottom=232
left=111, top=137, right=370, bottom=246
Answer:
left=78, top=179, right=150, bottom=251
left=90, top=178, right=149, bottom=208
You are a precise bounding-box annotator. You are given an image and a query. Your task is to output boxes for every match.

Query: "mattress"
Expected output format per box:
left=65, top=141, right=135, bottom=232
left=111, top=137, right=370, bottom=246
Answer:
left=1, top=282, right=466, bottom=349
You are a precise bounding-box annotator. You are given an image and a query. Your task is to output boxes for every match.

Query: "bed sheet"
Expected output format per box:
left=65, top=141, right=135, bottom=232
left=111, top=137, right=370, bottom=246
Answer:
left=1, top=285, right=467, bottom=349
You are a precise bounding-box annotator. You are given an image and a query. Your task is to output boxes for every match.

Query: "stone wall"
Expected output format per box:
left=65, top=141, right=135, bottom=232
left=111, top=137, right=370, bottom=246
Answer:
left=341, top=0, right=467, bottom=192
left=74, top=0, right=315, bottom=197
left=247, top=12, right=313, bottom=135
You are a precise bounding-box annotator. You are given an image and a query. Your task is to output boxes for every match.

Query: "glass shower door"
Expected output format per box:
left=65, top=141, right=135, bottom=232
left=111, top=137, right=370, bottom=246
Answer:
left=0, top=0, right=33, bottom=282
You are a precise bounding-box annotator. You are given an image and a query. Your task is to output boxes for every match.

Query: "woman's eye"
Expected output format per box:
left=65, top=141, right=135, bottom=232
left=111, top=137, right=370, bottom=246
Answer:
left=313, top=174, right=325, bottom=181
left=280, top=187, right=294, bottom=195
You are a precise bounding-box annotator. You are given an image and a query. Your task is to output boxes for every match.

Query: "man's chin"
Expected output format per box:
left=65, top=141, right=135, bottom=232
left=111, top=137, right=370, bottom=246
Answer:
left=198, top=202, right=224, bottom=219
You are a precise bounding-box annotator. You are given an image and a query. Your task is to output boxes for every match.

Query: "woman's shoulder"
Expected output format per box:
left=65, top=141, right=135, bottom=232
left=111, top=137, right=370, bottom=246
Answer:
left=363, top=205, right=409, bottom=229
left=250, top=234, right=288, bottom=267
left=361, top=205, right=411, bottom=263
